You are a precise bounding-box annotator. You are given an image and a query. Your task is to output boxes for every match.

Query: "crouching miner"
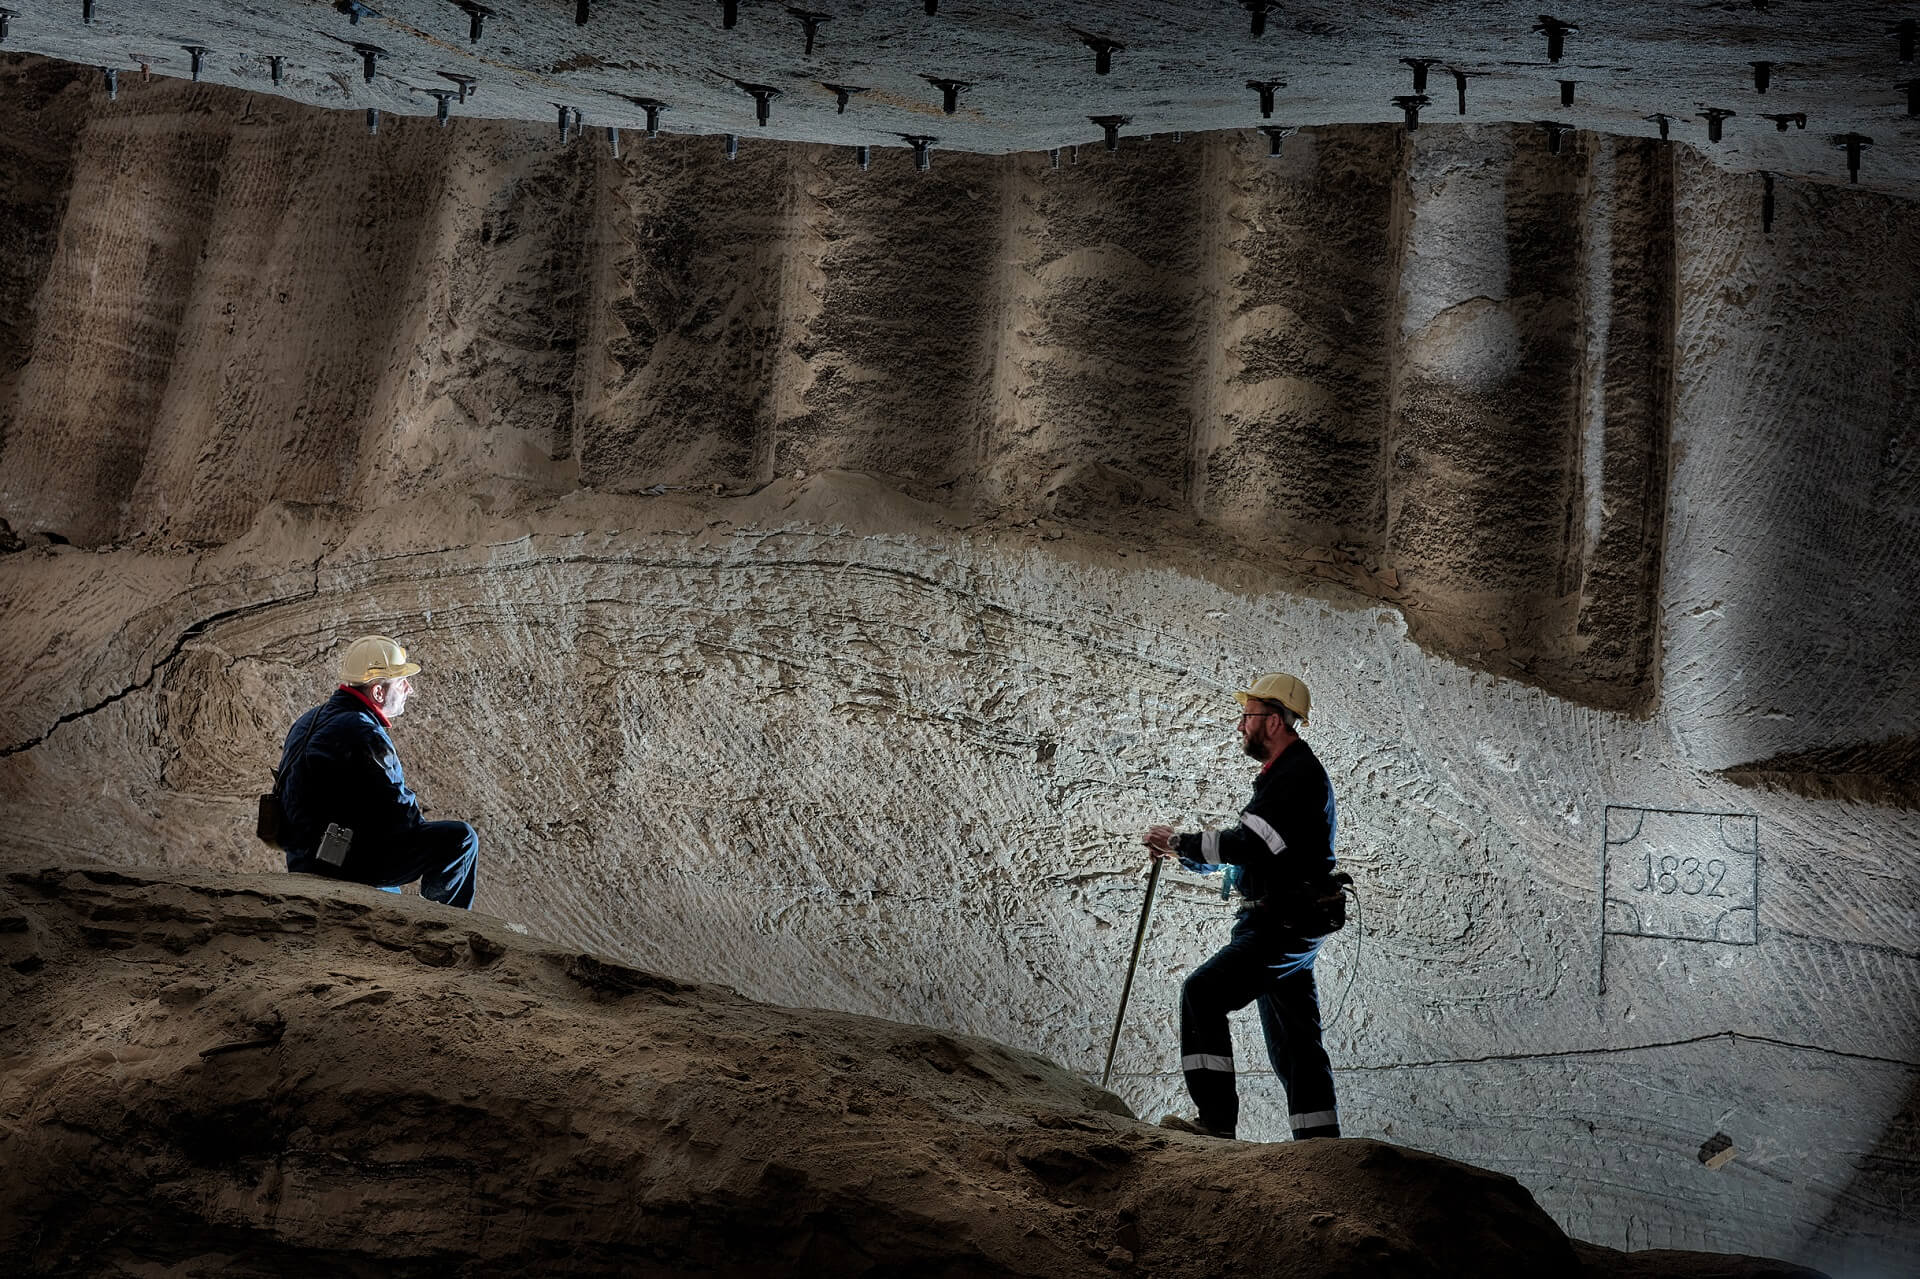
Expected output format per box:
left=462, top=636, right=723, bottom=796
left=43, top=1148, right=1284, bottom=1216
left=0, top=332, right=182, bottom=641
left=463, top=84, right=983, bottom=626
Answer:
left=271, top=635, right=480, bottom=909
left=1144, top=673, right=1346, bottom=1141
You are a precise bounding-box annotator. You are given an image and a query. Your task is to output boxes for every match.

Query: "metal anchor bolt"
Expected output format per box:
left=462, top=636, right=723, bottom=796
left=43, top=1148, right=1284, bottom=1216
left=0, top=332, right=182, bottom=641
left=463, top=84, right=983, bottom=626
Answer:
left=1892, top=20, right=1917, bottom=64
left=0, top=10, right=12, bottom=41
left=1448, top=67, right=1477, bottom=114
left=1830, top=132, right=1872, bottom=182
left=100, top=66, right=117, bottom=99
left=736, top=81, right=782, bottom=126
left=1645, top=112, right=1677, bottom=140
left=1244, top=0, right=1269, bottom=37
left=423, top=88, right=457, bottom=127
left=1400, top=57, right=1439, bottom=94
left=1761, top=171, right=1774, bottom=233
left=1760, top=111, right=1805, bottom=131
left=1750, top=61, right=1772, bottom=92
left=855, top=144, right=870, bottom=170
left=924, top=0, right=936, bottom=15
left=1258, top=124, right=1294, bottom=157
left=605, top=126, right=620, bottom=157
left=554, top=103, right=574, bottom=140
left=1558, top=79, right=1577, bottom=107
left=338, top=1, right=374, bottom=25
left=625, top=98, right=668, bottom=136
left=1089, top=114, right=1130, bottom=153
left=722, top=0, right=738, bottom=30
left=823, top=83, right=867, bottom=114
left=1697, top=107, right=1735, bottom=142
left=366, top=106, right=381, bottom=134
left=1534, top=15, right=1577, bottom=64
left=184, top=46, right=210, bottom=82
left=1247, top=79, right=1284, bottom=118
left=438, top=71, right=476, bottom=102
left=83, top=0, right=93, bottom=26
left=790, top=9, right=829, bottom=55
left=925, top=77, right=971, bottom=115
left=1899, top=80, right=1920, bottom=116
left=1540, top=120, right=1575, bottom=154
left=1049, top=147, right=1060, bottom=168
left=1079, top=32, right=1124, bottom=76
left=724, top=133, right=739, bottom=160
left=455, top=2, right=492, bottom=43
left=902, top=134, right=935, bottom=171
left=576, top=0, right=589, bottom=25
left=1392, top=94, right=1429, bottom=131
left=268, top=55, right=287, bottom=85
left=352, top=43, right=386, bottom=84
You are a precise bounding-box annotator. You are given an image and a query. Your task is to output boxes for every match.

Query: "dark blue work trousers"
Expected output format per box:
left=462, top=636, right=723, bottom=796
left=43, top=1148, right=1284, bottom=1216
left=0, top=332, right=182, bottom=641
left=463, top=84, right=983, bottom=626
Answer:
left=1179, top=911, right=1339, bottom=1140
left=290, top=820, right=479, bottom=910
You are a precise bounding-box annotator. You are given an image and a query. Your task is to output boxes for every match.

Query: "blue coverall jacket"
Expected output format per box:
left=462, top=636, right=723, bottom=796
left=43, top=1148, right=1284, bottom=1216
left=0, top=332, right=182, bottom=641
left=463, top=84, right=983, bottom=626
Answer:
left=275, top=687, right=424, bottom=861
left=1174, top=736, right=1339, bottom=973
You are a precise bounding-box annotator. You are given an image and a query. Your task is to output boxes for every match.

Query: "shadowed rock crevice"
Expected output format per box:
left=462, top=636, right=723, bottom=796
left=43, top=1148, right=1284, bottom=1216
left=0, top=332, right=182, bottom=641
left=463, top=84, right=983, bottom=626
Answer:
left=0, top=59, right=88, bottom=473
left=1570, top=137, right=1673, bottom=711
left=1203, top=127, right=1402, bottom=551
left=1720, top=735, right=1920, bottom=812
left=782, top=149, right=1003, bottom=483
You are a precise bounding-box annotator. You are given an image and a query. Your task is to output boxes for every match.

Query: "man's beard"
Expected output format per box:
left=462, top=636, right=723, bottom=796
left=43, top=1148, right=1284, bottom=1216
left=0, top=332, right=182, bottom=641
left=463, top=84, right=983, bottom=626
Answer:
left=1241, top=734, right=1266, bottom=761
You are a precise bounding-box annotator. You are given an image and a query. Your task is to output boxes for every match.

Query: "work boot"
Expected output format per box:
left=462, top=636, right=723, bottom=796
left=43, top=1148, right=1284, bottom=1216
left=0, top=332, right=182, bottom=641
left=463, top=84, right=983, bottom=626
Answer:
left=1158, top=1114, right=1233, bottom=1139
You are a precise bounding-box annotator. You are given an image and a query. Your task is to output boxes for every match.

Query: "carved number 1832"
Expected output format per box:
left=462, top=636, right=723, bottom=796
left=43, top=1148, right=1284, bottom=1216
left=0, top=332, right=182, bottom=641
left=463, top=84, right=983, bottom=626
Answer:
left=1632, top=852, right=1728, bottom=897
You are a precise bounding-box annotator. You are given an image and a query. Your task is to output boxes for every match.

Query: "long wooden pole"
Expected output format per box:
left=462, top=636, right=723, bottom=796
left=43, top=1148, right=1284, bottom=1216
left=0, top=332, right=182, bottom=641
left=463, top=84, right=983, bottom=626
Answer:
left=1100, top=856, right=1164, bottom=1090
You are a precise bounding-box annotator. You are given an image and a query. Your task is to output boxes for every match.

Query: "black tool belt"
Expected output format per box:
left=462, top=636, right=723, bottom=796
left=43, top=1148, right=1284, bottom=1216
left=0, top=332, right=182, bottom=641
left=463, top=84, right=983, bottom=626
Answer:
left=1243, top=871, right=1354, bottom=937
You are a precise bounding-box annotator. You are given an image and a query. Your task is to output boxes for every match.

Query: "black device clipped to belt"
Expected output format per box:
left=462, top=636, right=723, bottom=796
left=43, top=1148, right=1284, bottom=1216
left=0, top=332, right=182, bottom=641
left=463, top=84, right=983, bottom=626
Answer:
left=255, top=706, right=340, bottom=847
left=1250, top=869, right=1356, bottom=936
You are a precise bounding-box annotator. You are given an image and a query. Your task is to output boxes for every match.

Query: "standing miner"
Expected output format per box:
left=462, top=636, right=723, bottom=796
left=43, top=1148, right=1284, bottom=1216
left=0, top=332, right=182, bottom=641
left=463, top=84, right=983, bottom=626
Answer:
left=272, top=635, right=480, bottom=909
left=1143, top=673, right=1343, bottom=1141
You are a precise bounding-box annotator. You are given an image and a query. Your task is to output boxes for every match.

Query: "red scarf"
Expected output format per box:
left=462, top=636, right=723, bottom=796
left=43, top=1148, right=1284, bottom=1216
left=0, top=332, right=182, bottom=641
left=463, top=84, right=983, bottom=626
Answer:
left=338, top=683, right=391, bottom=728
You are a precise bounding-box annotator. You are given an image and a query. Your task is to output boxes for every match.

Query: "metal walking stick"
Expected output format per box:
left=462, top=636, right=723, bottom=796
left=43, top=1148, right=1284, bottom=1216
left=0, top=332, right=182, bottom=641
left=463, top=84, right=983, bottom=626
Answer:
left=1100, top=855, right=1164, bottom=1090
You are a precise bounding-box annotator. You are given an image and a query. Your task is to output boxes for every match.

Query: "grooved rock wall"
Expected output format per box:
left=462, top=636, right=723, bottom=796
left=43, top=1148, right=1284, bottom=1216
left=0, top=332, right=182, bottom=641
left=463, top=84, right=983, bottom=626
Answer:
left=0, top=56, right=1682, bottom=710
left=2, top=56, right=1917, bottom=1277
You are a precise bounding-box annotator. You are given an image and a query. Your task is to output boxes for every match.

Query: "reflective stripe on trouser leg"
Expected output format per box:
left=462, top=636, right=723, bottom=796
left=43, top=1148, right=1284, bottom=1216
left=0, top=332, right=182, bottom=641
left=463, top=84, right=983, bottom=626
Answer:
left=1257, top=966, right=1339, bottom=1137
left=1180, top=938, right=1278, bottom=1138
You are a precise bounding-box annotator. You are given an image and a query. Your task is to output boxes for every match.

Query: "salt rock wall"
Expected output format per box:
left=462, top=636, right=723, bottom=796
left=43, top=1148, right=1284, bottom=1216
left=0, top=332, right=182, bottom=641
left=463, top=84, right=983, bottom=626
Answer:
left=0, top=56, right=1678, bottom=711
left=2, top=55, right=1919, bottom=1278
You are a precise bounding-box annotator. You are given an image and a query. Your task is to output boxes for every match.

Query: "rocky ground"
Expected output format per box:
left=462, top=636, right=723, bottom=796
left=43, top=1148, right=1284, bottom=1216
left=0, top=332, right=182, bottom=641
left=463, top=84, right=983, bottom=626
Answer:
left=0, top=864, right=1827, bottom=1278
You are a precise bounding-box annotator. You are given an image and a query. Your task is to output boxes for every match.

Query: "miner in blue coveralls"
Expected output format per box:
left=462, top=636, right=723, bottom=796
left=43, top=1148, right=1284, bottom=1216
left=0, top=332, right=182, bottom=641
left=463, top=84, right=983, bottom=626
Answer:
left=1143, top=673, right=1341, bottom=1141
left=275, top=635, right=481, bottom=909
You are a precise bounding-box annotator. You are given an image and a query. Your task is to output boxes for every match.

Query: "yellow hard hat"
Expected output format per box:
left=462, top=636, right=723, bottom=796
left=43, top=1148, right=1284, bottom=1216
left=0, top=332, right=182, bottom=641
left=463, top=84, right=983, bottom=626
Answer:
left=340, top=635, right=421, bottom=684
left=1234, top=673, right=1310, bottom=726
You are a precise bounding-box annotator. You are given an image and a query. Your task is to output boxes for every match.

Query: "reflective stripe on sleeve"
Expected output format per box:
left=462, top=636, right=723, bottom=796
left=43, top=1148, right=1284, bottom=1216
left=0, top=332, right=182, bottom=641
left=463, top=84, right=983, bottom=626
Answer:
left=1241, top=811, right=1287, bottom=854
left=1200, top=830, right=1220, bottom=860
left=1290, top=1109, right=1339, bottom=1131
left=1180, top=1053, right=1234, bottom=1073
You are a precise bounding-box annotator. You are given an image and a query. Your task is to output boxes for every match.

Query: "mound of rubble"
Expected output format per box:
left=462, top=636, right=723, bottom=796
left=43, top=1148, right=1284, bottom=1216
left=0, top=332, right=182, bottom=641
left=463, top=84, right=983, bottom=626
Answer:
left=0, top=866, right=1822, bottom=1278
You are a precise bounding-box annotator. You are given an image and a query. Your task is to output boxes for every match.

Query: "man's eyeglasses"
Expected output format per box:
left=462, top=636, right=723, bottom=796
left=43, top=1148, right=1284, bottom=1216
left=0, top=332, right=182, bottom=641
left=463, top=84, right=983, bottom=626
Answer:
left=1239, top=710, right=1281, bottom=721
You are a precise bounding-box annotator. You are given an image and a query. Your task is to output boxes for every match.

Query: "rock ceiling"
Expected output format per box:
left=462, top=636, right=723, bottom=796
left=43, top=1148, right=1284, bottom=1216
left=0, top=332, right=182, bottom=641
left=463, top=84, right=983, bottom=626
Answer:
left=3, top=1, right=1920, bottom=194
